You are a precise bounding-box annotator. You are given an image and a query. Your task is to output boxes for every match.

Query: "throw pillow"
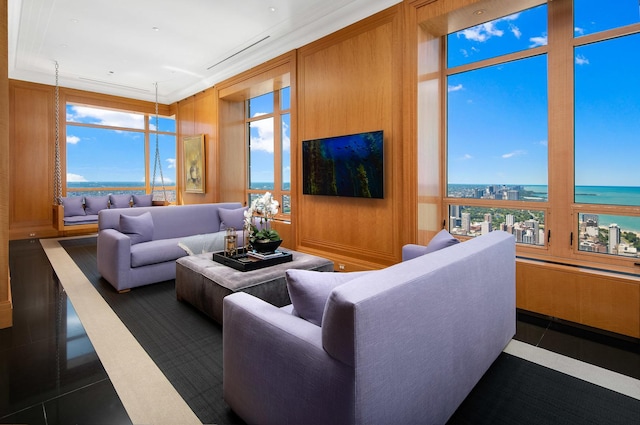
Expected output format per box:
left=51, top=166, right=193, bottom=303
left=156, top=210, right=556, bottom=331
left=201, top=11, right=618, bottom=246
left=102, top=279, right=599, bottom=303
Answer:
left=61, top=196, right=86, bottom=217
left=178, top=232, right=227, bottom=255
left=285, top=269, right=370, bottom=327
left=219, top=207, right=248, bottom=231
left=132, top=194, right=153, bottom=207
left=424, top=229, right=460, bottom=254
left=84, top=195, right=110, bottom=215
left=109, top=194, right=132, bottom=209
left=119, top=212, right=154, bottom=245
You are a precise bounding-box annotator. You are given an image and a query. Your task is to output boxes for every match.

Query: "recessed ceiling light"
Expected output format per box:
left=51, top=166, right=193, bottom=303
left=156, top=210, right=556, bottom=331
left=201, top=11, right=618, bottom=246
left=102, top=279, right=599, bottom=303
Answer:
left=70, top=18, right=79, bottom=24
left=108, top=71, right=115, bottom=75
left=269, top=7, right=276, bottom=13
left=152, top=26, right=160, bottom=31
left=474, top=9, right=486, bottom=16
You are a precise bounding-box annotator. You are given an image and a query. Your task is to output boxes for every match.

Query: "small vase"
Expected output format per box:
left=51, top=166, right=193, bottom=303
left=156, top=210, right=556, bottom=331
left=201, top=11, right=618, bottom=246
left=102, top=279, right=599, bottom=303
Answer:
left=252, top=239, right=282, bottom=254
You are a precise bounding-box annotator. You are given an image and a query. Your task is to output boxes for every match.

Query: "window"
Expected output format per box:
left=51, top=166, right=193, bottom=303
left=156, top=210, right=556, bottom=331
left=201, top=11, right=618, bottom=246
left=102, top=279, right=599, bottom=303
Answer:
left=246, top=87, right=291, bottom=216
left=65, top=104, right=176, bottom=202
left=435, top=0, right=640, bottom=273
left=574, top=0, right=640, bottom=261
left=446, top=4, right=549, bottom=247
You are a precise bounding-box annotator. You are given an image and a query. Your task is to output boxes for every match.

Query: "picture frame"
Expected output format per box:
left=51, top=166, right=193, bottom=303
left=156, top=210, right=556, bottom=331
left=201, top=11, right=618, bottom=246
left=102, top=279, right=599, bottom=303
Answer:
left=184, top=134, right=205, bottom=193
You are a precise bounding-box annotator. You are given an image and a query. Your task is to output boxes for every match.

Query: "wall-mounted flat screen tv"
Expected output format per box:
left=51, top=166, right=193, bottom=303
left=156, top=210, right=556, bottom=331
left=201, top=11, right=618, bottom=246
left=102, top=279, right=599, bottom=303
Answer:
left=302, top=130, right=384, bottom=199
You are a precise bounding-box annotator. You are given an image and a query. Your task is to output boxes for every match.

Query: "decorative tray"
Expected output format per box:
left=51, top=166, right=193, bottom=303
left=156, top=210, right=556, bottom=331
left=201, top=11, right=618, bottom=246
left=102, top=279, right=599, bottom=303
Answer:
left=212, top=249, right=292, bottom=272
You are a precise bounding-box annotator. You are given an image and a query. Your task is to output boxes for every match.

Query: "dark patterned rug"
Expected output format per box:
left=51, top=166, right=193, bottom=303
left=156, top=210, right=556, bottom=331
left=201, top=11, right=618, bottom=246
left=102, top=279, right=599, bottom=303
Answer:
left=60, top=237, right=640, bottom=425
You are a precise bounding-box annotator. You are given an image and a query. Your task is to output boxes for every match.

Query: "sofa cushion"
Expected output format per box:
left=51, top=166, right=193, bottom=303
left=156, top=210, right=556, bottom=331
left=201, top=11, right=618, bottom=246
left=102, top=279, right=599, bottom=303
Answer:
left=84, top=196, right=110, bottom=215
left=130, top=238, right=187, bottom=268
left=132, top=194, right=153, bottom=207
left=63, top=214, right=98, bottom=225
left=61, top=196, right=86, bottom=217
left=120, top=212, right=154, bottom=245
left=425, top=229, right=460, bottom=254
left=219, top=206, right=248, bottom=231
left=109, top=194, right=132, bottom=208
left=285, top=269, right=370, bottom=326
left=178, top=232, right=227, bottom=255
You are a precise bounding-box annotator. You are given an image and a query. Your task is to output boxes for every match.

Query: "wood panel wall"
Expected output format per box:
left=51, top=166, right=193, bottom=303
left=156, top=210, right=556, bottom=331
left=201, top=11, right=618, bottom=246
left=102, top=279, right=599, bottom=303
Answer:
left=176, top=88, right=217, bottom=204
left=1, top=0, right=12, bottom=328
left=296, top=5, right=412, bottom=270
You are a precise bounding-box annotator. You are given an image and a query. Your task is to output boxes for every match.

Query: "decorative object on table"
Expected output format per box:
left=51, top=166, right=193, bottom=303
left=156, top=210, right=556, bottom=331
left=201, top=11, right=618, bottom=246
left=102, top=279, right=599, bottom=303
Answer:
left=224, top=227, right=237, bottom=257
left=244, top=191, right=282, bottom=252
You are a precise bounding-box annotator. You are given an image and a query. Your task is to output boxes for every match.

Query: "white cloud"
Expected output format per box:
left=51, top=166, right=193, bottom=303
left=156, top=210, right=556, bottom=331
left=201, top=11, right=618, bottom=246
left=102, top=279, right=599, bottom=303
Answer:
left=575, top=27, right=585, bottom=36
left=538, top=140, right=548, bottom=147
left=448, top=84, right=463, bottom=92
left=502, top=150, right=527, bottom=159
left=510, top=24, right=522, bottom=39
left=460, top=154, right=473, bottom=160
left=575, top=54, right=590, bottom=65
left=529, top=35, right=548, bottom=47
left=249, top=117, right=275, bottom=153
left=67, top=105, right=144, bottom=128
left=166, top=158, right=176, bottom=169
left=67, top=173, right=87, bottom=182
left=460, top=22, right=504, bottom=42
left=67, top=135, right=80, bottom=144
left=153, top=175, right=173, bottom=184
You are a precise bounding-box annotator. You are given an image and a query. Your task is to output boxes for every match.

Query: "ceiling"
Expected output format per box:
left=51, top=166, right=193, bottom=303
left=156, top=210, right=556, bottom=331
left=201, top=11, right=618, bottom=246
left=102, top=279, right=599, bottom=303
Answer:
left=8, top=0, right=401, bottom=105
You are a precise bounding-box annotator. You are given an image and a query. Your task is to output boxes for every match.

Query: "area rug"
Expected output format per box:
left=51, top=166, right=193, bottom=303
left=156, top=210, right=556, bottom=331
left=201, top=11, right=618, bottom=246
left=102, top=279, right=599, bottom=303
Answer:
left=58, top=237, right=640, bottom=425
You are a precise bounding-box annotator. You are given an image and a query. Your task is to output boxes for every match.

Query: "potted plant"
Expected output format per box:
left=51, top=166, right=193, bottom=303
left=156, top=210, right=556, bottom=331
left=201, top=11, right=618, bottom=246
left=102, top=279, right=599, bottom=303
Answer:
left=244, top=192, right=282, bottom=253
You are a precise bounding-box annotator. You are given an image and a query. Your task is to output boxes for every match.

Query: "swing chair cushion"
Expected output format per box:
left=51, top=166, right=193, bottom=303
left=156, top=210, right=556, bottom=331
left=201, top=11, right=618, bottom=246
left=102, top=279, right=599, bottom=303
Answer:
left=109, top=194, right=132, bottom=209
left=85, top=196, right=110, bottom=215
left=61, top=196, right=86, bottom=217
left=133, top=194, right=153, bottom=207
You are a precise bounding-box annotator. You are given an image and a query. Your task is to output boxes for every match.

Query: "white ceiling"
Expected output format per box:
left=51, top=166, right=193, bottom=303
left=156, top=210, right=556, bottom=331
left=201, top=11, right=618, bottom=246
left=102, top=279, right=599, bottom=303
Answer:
left=8, top=0, right=401, bottom=104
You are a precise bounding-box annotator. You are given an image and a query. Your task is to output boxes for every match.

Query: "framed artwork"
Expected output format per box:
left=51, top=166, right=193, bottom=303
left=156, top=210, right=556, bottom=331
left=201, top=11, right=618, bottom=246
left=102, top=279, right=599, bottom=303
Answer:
left=184, top=134, right=205, bottom=193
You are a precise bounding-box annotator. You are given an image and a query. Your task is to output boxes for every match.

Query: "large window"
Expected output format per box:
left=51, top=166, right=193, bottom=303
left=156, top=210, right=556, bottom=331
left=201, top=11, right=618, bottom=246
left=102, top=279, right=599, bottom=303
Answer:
left=439, top=0, right=640, bottom=273
left=246, top=87, right=291, bottom=215
left=446, top=4, right=549, bottom=247
left=66, top=104, right=176, bottom=202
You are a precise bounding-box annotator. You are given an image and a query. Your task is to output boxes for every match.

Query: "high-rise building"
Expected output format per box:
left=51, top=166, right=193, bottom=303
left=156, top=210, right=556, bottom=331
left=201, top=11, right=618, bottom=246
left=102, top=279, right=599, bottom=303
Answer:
left=462, top=212, right=471, bottom=233
left=481, top=221, right=492, bottom=235
left=507, top=190, right=519, bottom=200
left=506, top=214, right=515, bottom=226
left=609, top=223, right=620, bottom=254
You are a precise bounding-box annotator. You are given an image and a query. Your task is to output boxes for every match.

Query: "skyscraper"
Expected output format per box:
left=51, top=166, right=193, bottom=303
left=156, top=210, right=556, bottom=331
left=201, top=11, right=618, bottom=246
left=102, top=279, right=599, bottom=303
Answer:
left=462, top=212, right=471, bottom=234
left=609, top=223, right=620, bottom=254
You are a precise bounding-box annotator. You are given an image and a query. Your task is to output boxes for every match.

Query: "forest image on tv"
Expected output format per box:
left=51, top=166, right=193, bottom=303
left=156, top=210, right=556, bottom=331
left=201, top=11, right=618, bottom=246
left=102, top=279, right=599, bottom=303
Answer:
left=302, top=130, right=384, bottom=199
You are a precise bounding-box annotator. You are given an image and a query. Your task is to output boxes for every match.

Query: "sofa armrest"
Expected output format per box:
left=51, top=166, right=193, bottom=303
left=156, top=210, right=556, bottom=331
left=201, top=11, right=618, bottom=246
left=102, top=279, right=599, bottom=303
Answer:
left=97, top=228, right=132, bottom=291
left=223, top=293, right=353, bottom=425
left=401, top=243, right=428, bottom=261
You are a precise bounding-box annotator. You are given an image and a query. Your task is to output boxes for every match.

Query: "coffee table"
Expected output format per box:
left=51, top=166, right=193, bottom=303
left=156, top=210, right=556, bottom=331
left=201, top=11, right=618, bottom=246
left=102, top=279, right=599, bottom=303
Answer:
left=175, top=248, right=334, bottom=324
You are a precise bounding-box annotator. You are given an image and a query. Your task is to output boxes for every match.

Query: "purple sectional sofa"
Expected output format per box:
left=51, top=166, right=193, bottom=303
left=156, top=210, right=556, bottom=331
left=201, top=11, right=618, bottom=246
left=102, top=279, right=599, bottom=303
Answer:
left=223, top=231, right=516, bottom=425
left=97, top=202, right=243, bottom=292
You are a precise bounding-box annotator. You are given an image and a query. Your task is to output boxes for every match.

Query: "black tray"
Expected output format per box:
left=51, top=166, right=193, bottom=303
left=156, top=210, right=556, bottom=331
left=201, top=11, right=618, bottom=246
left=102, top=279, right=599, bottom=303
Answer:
left=212, top=249, right=292, bottom=272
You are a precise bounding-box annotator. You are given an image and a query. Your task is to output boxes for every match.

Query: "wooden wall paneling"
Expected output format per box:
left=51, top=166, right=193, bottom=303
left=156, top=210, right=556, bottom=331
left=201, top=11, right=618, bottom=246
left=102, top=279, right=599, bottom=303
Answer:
left=194, top=89, right=216, bottom=203
left=516, top=260, right=581, bottom=323
left=217, top=98, right=246, bottom=204
left=297, top=5, right=404, bottom=268
left=1, top=0, right=12, bottom=328
left=517, top=259, right=640, bottom=338
left=9, top=81, right=58, bottom=240
left=577, top=273, right=639, bottom=338
left=178, top=96, right=196, bottom=204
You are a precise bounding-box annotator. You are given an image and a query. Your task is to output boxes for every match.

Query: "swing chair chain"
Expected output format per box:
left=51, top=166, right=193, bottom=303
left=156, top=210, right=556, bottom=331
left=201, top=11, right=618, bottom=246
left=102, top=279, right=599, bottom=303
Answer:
left=54, top=61, right=62, bottom=205
left=151, top=82, right=167, bottom=202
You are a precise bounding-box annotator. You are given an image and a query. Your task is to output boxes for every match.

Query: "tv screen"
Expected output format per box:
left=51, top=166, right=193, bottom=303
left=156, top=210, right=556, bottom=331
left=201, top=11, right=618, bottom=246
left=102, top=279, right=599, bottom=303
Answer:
left=302, top=130, right=384, bottom=199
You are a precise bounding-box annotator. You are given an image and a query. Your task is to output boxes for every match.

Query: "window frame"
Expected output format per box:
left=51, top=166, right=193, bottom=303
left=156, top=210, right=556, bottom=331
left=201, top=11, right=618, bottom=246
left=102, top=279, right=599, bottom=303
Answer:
left=245, top=87, right=291, bottom=220
left=64, top=102, right=177, bottom=202
left=434, top=0, right=640, bottom=275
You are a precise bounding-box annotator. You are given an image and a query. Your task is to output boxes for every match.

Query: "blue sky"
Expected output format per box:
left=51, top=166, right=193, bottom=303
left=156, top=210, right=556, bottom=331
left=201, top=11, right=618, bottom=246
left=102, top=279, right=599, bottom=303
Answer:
left=446, top=1, right=640, bottom=187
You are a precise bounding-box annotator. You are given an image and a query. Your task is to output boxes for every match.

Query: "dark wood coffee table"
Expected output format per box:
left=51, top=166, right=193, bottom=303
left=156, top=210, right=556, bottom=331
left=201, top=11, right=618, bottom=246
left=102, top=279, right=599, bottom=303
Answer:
left=175, top=248, right=334, bottom=324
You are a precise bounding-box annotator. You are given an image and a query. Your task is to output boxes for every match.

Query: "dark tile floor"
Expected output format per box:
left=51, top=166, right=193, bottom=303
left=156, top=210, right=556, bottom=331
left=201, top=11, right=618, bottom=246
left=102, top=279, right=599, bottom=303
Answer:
left=1, top=238, right=639, bottom=424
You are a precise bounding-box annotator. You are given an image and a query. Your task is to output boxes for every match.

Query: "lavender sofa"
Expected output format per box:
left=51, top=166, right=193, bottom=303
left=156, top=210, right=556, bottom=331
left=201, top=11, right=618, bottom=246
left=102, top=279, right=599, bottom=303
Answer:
left=97, top=202, right=243, bottom=292
left=223, top=231, right=515, bottom=425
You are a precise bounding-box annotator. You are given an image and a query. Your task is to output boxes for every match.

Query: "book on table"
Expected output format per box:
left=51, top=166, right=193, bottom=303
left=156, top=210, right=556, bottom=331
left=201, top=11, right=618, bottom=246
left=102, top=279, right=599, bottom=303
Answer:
left=247, top=250, right=286, bottom=260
